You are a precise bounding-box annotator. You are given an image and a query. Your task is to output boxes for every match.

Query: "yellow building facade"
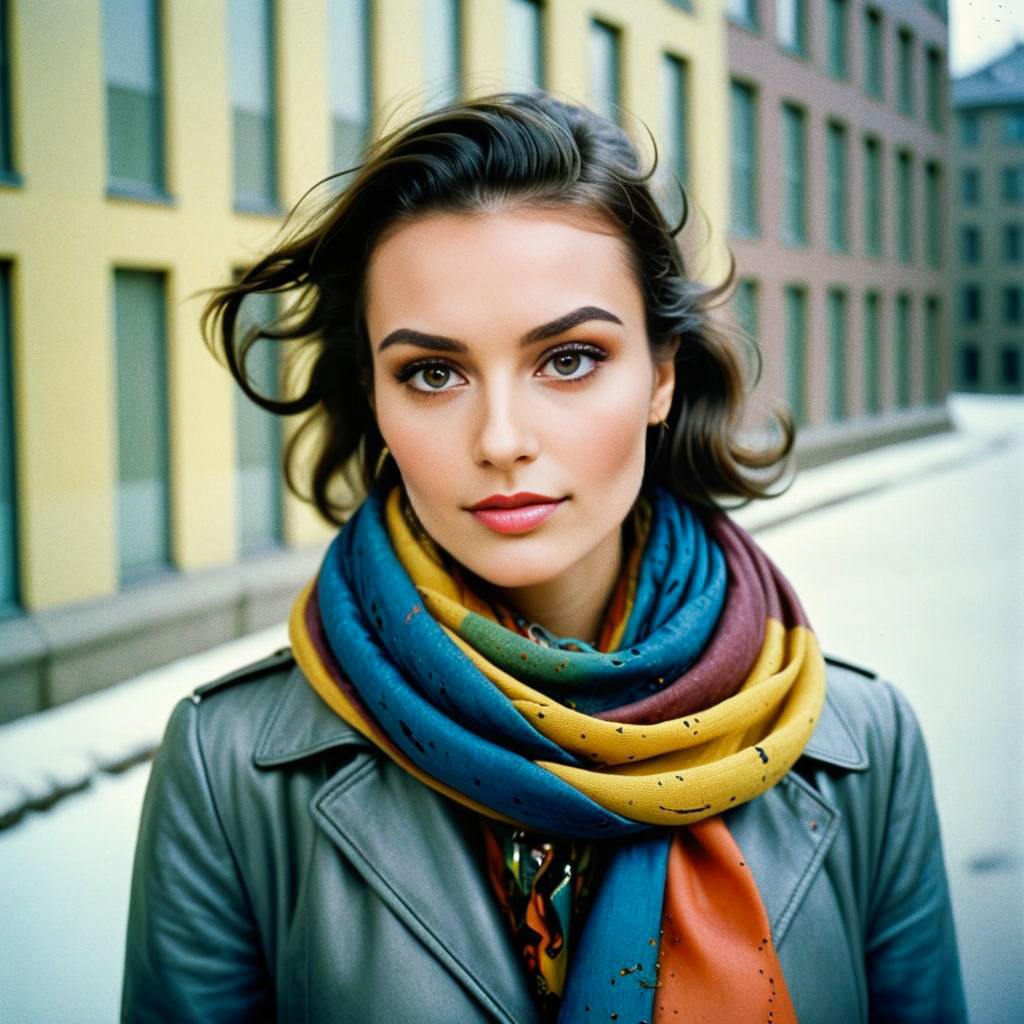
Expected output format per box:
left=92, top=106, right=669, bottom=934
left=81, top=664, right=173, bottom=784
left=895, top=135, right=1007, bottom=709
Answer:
left=0, top=0, right=729, bottom=719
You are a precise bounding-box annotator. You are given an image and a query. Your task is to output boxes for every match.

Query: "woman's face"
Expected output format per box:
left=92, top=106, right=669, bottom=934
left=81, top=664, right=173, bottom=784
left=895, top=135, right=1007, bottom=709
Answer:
left=365, top=208, right=675, bottom=601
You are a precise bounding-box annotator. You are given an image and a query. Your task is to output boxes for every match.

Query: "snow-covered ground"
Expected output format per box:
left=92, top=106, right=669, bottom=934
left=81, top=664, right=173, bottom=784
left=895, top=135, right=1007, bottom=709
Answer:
left=0, top=395, right=1020, bottom=1022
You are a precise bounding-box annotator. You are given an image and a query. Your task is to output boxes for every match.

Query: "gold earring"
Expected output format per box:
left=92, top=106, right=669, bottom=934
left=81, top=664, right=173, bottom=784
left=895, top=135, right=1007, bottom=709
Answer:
left=374, top=445, right=391, bottom=477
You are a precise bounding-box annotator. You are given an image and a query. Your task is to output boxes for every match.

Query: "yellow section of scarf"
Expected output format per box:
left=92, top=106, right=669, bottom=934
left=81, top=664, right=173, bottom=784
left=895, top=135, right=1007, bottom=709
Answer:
left=385, top=489, right=827, bottom=826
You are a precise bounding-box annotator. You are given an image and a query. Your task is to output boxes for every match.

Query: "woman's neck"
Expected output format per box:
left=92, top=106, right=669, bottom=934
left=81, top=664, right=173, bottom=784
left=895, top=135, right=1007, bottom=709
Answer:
left=496, top=525, right=624, bottom=644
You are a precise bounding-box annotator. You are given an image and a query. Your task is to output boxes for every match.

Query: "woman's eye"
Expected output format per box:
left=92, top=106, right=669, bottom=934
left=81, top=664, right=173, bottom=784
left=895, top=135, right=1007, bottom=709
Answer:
left=404, top=363, right=463, bottom=392
left=539, top=347, right=602, bottom=380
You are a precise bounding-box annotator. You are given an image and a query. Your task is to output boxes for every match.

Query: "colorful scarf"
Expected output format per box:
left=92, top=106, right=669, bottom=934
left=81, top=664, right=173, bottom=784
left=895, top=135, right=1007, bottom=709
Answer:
left=290, top=485, right=825, bottom=1022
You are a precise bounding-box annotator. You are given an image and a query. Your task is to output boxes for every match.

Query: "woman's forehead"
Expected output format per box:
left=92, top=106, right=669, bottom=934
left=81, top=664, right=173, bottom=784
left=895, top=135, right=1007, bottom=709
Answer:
left=364, top=208, right=641, bottom=337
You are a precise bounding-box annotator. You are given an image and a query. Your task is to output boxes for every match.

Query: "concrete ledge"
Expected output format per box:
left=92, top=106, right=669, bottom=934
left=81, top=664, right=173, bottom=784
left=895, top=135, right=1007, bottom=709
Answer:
left=795, top=404, right=954, bottom=469
left=0, top=546, right=324, bottom=724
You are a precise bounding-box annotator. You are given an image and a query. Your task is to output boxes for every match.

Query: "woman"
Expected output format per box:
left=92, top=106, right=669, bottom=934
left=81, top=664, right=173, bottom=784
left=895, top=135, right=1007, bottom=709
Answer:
left=122, top=93, right=965, bottom=1023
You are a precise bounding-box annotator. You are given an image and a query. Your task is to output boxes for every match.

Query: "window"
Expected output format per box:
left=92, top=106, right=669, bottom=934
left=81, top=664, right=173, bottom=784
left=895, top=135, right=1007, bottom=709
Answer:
left=826, top=288, right=847, bottom=419
left=863, top=136, right=883, bottom=257
left=826, top=121, right=848, bottom=251
left=114, top=270, right=170, bottom=582
left=962, top=167, right=980, bottom=205
left=1004, top=286, right=1022, bottom=324
left=960, top=226, right=981, bottom=264
left=234, top=293, right=283, bottom=551
left=894, top=294, right=911, bottom=407
left=1, top=0, right=17, bottom=179
left=781, top=103, right=808, bottom=244
left=733, top=278, right=760, bottom=342
left=0, top=263, right=16, bottom=610
left=925, top=162, right=943, bottom=267
left=328, top=0, right=371, bottom=173
left=863, top=291, right=881, bottom=413
left=507, top=0, right=544, bottom=89
left=784, top=285, right=807, bottom=424
left=103, top=0, right=165, bottom=196
left=662, top=54, right=689, bottom=185
left=925, top=47, right=944, bottom=132
left=1002, top=164, right=1024, bottom=204
left=826, top=0, right=848, bottom=79
left=423, top=0, right=462, bottom=106
left=588, top=20, right=621, bottom=124
left=776, top=0, right=807, bottom=56
left=1004, top=224, right=1022, bottom=262
left=897, top=28, right=914, bottom=116
left=727, top=0, right=758, bottom=29
left=961, top=284, right=981, bottom=324
left=1002, top=347, right=1021, bottom=388
left=658, top=54, right=689, bottom=223
left=229, top=0, right=277, bottom=210
left=864, top=7, right=884, bottom=100
left=924, top=297, right=942, bottom=403
left=1004, top=111, right=1024, bottom=145
left=895, top=149, right=914, bottom=263
left=730, top=81, right=759, bottom=237
left=960, top=344, right=980, bottom=387
left=959, top=111, right=980, bottom=145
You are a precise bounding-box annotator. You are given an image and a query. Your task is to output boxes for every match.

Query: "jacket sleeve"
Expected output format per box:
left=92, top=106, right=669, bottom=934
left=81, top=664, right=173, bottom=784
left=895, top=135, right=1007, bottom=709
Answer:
left=121, top=697, right=274, bottom=1023
left=865, top=682, right=967, bottom=1023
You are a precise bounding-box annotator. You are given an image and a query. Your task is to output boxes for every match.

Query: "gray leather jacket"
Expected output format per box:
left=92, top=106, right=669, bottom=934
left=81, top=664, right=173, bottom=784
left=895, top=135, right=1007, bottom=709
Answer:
left=122, top=652, right=966, bottom=1023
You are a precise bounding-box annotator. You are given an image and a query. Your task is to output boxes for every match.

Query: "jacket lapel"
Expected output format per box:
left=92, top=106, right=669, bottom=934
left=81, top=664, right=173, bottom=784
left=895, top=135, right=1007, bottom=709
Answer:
left=728, top=677, right=870, bottom=947
left=254, top=672, right=539, bottom=1024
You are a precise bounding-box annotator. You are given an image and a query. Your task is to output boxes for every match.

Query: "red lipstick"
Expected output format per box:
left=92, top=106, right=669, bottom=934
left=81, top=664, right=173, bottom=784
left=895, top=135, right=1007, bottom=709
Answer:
left=468, top=493, right=565, bottom=534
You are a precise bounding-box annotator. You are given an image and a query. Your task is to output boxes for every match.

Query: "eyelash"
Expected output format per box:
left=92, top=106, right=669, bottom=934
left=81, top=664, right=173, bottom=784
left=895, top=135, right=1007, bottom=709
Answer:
left=395, top=343, right=609, bottom=395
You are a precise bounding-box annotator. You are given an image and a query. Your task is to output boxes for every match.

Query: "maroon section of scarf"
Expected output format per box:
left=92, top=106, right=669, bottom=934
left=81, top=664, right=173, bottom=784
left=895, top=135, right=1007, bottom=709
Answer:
left=595, top=515, right=805, bottom=725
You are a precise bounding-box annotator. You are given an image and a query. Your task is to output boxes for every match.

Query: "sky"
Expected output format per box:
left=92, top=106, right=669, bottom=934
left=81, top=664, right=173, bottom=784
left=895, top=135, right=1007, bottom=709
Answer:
left=950, top=0, right=1024, bottom=75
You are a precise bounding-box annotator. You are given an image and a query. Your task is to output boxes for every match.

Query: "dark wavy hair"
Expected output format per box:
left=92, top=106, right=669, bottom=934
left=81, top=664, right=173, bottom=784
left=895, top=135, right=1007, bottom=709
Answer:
left=202, top=92, right=793, bottom=525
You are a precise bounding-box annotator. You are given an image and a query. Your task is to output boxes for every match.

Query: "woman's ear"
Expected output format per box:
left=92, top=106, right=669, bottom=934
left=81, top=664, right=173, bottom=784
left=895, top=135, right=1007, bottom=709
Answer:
left=648, top=339, right=680, bottom=425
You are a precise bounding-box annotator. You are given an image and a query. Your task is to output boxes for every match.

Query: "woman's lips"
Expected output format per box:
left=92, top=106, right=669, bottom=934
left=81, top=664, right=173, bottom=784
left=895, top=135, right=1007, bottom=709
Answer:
left=469, top=499, right=565, bottom=534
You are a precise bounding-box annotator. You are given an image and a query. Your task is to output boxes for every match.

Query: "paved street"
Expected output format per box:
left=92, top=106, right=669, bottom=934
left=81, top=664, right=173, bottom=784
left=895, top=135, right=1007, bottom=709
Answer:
left=752, top=397, right=1024, bottom=1024
left=0, top=396, right=1020, bottom=1022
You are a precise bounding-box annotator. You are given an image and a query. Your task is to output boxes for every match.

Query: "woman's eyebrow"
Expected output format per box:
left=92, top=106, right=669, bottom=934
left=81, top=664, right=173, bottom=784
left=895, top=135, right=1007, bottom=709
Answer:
left=376, top=305, right=623, bottom=354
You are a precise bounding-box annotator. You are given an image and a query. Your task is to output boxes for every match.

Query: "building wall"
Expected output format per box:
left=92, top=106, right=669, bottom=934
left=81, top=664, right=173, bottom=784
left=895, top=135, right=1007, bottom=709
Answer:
left=0, top=0, right=728, bottom=719
left=727, top=0, right=951, bottom=434
left=951, top=83, right=1024, bottom=393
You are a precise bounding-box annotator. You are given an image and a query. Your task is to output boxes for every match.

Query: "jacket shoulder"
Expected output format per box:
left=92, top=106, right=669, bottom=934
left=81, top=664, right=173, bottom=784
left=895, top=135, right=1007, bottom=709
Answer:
left=190, top=647, right=297, bottom=701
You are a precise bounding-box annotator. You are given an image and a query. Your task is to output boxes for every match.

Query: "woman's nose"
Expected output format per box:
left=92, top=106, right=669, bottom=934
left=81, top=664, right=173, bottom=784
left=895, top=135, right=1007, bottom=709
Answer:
left=471, top=385, right=540, bottom=470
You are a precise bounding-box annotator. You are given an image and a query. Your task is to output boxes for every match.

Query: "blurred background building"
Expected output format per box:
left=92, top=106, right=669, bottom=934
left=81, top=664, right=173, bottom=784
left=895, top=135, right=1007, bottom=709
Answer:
left=0, top=0, right=952, bottom=722
left=952, top=41, right=1024, bottom=394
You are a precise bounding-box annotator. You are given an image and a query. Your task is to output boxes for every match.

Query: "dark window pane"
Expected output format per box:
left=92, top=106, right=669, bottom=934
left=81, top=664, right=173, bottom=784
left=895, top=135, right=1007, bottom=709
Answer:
left=103, top=0, right=164, bottom=192
left=114, top=270, right=170, bottom=580
left=962, top=167, right=980, bottom=205
left=0, top=263, right=17, bottom=609
left=960, top=345, right=980, bottom=386
left=730, top=81, right=759, bottom=236
left=863, top=291, right=881, bottom=413
left=329, top=0, right=372, bottom=173
left=229, top=0, right=277, bottom=207
left=234, top=293, right=283, bottom=551
left=588, top=20, right=621, bottom=124
left=423, top=0, right=462, bottom=106
left=784, top=285, right=807, bottom=424
left=1001, top=347, right=1021, bottom=386
left=781, top=103, right=808, bottom=244
left=507, top=0, right=544, bottom=89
